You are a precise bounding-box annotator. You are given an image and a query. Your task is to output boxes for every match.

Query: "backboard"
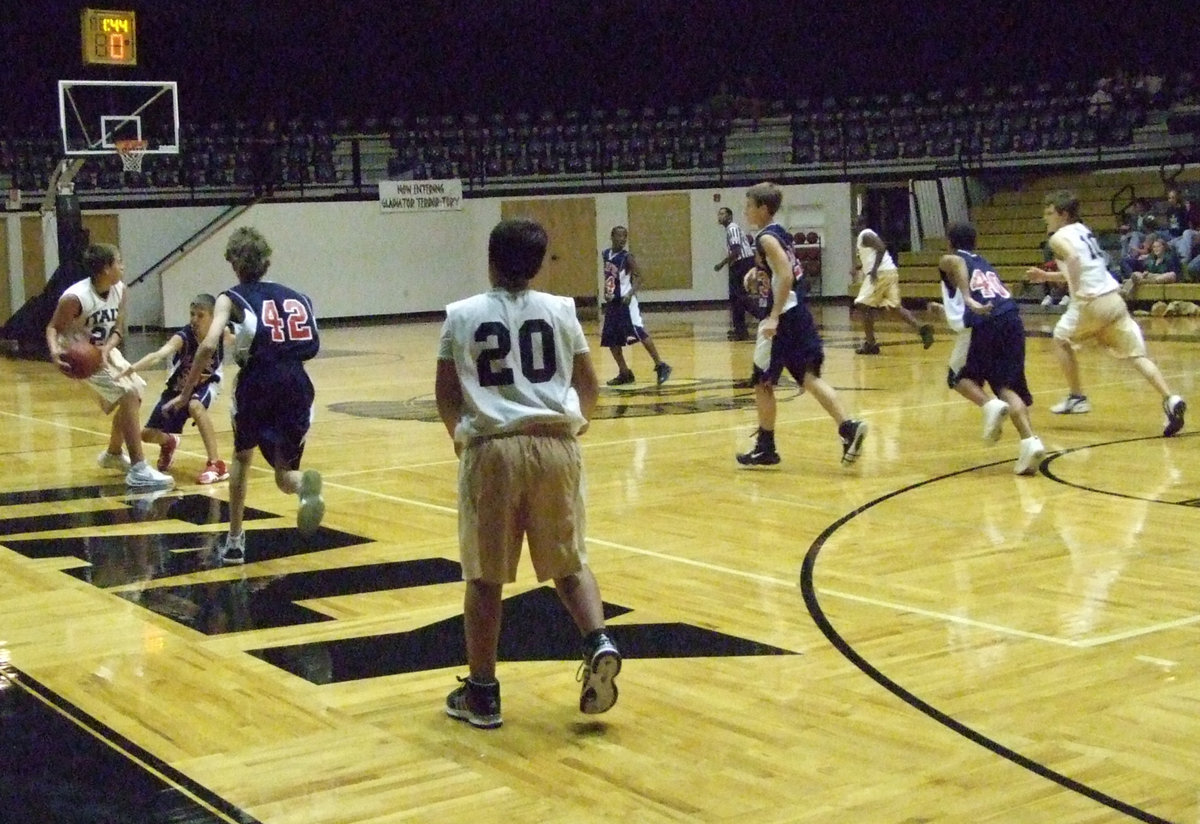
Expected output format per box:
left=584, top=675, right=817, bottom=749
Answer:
left=58, top=80, right=179, bottom=156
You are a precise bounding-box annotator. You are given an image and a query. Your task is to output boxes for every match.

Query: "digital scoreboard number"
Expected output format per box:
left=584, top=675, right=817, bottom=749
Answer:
left=81, top=9, right=137, bottom=66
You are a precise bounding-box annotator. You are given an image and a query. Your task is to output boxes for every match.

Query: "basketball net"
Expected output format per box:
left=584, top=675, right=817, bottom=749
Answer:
left=114, top=139, right=148, bottom=173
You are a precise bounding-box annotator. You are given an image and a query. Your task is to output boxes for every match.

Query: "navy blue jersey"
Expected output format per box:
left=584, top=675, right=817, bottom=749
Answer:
left=955, top=249, right=1018, bottom=328
left=225, top=281, right=320, bottom=368
left=166, top=325, right=224, bottom=393
left=754, top=223, right=804, bottom=315
left=602, top=247, right=633, bottom=303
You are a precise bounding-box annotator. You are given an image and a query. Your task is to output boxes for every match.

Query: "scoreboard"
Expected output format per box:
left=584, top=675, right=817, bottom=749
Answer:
left=81, top=9, right=137, bottom=66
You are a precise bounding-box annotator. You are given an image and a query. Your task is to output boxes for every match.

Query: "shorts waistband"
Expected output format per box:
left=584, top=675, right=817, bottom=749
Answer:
left=468, top=423, right=576, bottom=445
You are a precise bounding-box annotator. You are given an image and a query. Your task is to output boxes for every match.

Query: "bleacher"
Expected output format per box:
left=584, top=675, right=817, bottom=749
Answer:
left=1, top=72, right=1196, bottom=202
left=898, top=168, right=1200, bottom=303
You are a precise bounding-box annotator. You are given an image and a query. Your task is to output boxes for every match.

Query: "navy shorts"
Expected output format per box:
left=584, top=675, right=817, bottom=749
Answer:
left=753, top=305, right=825, bottom=386
left=600, top=300, right=648, bottom=348
left=232, top=361, right=314, bottom=469
left=145, top=382, right=219, bottom=435
left=960, top=310, right=1033, bottom=406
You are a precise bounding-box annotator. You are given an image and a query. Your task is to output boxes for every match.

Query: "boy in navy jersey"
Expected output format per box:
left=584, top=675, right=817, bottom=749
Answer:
left=600, top=226, right=672, bottom=386
left=937, top=223, right=1044, bottom=474
left=169, top=227, right=324, bottom=564
left=737, top=182, right=867, bottom=467
left=120, top=293, right=232, bottom=484
left=437, top=218, right=620, bottom=729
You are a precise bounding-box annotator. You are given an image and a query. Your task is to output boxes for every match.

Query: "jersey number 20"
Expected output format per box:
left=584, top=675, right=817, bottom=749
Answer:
left=475, top=319, right=556, bottom=387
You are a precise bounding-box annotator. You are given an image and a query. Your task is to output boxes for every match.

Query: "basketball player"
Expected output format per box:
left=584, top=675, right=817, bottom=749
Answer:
left=852, top=215, right=935, bottom=354
left=118, top=293, right=232, bottom=484
left=737, top=182, right=868, bottom=467
left=714, top=206, right=756, bottom=341
left=167, top=227, right=324, bottom=564
left=1026, top=191, right=1186, bottom=436
left=938, top=223, right=1045, bottom=475
left=44, top=243, right=174, bottom=489
left=600, top=226, right=672, bottom=386
left=436, top=218, right=621, bottom=729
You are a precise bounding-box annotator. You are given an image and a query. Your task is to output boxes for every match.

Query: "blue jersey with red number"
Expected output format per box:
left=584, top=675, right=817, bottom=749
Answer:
left=224, top=281, right=320, bottom=368
left=166, top=324, right=224, bottom=393
left=955, top=250, right=1018, bottom=328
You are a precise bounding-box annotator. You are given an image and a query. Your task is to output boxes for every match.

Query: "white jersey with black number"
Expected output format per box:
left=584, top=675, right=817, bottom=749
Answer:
left=856, top=229, right=897, bottom=273
left=1051, top=222, right=1119, bottom=299
left=61, top=278, right=123, bottom=345
left=438, top=287, right=588, bottom=442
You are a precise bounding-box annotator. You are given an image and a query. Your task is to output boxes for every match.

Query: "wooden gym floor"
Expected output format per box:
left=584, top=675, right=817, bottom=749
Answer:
left=0, top=304, right=1196, bottom=824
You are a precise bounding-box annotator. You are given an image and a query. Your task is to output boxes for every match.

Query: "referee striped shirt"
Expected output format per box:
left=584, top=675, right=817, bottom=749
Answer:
left=726, top=222, right=755, bottom=262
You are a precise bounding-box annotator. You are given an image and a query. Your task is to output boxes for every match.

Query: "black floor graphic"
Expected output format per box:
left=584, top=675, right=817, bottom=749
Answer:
left=121, top=558, right=464, bottom=635
left=250, top=585, right=798, bottom=684
left=0, top=669, right=255, bottom=824
left=7, top=521, right=372, bottom=585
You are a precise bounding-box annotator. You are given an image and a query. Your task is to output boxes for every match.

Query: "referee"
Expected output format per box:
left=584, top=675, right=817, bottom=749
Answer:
left=715, top=207, right=756, bottom=341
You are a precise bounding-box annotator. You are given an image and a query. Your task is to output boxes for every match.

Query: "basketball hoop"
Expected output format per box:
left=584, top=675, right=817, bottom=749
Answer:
left=114, top=139, right=148, bottom=173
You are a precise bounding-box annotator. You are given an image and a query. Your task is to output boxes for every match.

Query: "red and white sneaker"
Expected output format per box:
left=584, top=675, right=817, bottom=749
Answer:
left=157, top=434, right=181, bottom=472
left=197, top=459, right=229, bottom=484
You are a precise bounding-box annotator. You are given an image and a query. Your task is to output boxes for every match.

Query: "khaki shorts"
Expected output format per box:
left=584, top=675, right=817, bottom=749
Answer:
left=854, top=268, right=902, bottom=308
left=1052, top=290, right=1146, bottom=359
left=85, top=349, right=147, bottom=414
left=458, top=431, right=588, bottom=584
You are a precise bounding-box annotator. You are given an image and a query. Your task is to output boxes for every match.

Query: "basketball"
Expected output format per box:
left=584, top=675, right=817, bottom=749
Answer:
left=61, top=339, right=103, bottom=379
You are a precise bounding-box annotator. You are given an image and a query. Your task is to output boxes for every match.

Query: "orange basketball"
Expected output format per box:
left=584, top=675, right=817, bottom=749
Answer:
left=62, top=339, right=103, bottom=379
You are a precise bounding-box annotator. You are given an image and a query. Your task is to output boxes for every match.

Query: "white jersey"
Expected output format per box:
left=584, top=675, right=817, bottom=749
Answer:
left=438, top=287, right=589, bottom=442
left=61, top=278, right=124, bottom=345
left=939, top=274, right=967, bottom=332
left=856, top=229, right=897, bottom=273
left=1051, top=222, right=1119, bottom=299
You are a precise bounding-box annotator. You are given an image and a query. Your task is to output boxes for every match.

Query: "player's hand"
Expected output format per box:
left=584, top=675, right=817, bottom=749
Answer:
left=51, top=352, right=71, bottom=376
left=714, top=263, right=722, bottom=272
left=622, top=294, right=632, bottom=305
left=116, top=365, right=135, bottom=380
left=162, top=393, right=187, bottom=414
left=1025, top=267, right=1047, bottom=282
left=577, top=421, right=590, bottom=436
left=760, top=316, right=779, bottom=339
left=967, top=300, right=993, bottom=315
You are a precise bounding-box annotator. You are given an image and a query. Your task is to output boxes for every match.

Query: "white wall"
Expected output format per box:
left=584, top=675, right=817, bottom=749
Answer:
left=4, top=182, right=855, bottom=330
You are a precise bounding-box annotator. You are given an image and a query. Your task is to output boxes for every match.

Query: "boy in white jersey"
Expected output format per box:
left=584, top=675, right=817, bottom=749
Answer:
left=436, top=218, right=621, bottom=729
left=44, top=243, right=174, bottom=489
left=851, top=214, right=935, bottom=355
left=1026, top=191, right=1185, bottom=437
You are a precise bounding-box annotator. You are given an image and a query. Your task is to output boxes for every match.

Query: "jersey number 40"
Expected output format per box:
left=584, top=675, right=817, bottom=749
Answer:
left=475, top=319, right=556, bottom=387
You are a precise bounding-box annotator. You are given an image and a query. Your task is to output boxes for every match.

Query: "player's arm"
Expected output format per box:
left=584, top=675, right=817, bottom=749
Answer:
left=45, top=294, right=83, bottom=368
left=861, top=230, right=887, bottom=279
left=102, top=287, right=129, bottom=359
left=625, top=251, right=641, bottom=302
left=940, top=254, right=990, bottom=314
left=759, top=235, right=791, bottom=338
left=119, top=335, right=183, bottom=376
left=571, top=351, right=599, bottom=426
left=715, top=230, right=736, bottom=271
left=1027, top=235, right=1071, bottom=283
left=434, top=358, right=464, bottom=444
left=168, top=294, right=233, bottom=409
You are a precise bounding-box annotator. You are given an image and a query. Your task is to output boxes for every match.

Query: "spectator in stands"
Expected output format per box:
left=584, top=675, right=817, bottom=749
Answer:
left=1162, top=189, right=1197, bottom=264
left=1120, top=222, right=1159, bottom=279
left=1118, top=198, right=1153, bottom=258
left=249, top=119, right=279, bottom=197
left=1121, top=234, right=1181, bottom=298
left=1087, top=78, right=1114, bottom=120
